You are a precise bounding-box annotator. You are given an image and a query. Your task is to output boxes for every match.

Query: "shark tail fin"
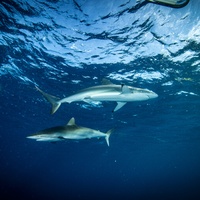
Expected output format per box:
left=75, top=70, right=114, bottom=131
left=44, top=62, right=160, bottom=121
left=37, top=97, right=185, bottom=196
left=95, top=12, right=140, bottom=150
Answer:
left=105, top=129, right=114, bottom=147
left=35, top=86, right=61, bottom=114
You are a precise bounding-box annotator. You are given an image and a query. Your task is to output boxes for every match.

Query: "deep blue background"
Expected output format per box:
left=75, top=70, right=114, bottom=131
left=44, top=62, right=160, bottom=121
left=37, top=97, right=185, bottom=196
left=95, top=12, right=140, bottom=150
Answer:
left=1, top=62, right=200, bottom=199
left=1, top=0, right=200, bottom=199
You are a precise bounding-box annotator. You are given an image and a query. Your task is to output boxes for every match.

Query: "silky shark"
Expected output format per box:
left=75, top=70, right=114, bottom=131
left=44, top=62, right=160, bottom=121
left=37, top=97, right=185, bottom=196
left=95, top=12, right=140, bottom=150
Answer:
left=36, top=79, right=158, bottom=114
left=27, top=117, right=113, bottom=146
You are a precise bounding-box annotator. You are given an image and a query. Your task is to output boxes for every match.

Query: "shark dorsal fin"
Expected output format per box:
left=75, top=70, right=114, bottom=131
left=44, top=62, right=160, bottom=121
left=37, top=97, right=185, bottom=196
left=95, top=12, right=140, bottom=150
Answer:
left=102, top=78, right=113, bottom=85
left=121, top=84, right=131, bottom=94
left=67, top=117, right=76, bottom=126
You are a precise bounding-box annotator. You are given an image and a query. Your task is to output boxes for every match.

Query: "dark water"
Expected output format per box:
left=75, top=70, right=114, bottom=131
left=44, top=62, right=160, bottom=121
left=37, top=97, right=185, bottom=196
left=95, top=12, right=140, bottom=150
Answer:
left=0, top=0, right=200, bottom=199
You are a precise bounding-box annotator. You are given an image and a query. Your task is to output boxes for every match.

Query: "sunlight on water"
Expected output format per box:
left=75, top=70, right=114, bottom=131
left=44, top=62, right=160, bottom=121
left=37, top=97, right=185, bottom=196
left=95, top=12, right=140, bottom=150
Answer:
left=0, top=1, right=200, bottom=199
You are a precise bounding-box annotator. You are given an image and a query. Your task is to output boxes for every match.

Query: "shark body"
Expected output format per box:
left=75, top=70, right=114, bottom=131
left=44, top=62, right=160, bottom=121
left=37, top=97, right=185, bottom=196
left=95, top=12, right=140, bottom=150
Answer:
left=27, top=118, right=113, bottom=146
left=36, top=79, right=158, bottom=114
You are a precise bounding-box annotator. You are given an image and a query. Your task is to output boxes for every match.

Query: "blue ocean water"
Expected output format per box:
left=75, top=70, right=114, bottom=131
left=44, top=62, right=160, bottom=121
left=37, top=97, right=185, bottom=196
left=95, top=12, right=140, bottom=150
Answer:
left=0, top=0, right=200, bottom=199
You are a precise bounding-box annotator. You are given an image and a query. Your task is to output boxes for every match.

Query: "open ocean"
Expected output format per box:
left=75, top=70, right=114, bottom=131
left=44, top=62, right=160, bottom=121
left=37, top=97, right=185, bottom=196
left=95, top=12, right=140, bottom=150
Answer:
left=0, top=0, right=200, bottom=199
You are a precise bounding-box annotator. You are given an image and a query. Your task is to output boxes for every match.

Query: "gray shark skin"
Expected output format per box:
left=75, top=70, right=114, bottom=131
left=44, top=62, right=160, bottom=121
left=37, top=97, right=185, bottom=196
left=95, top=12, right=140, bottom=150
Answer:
left=27, top=118, right=113, bottom=146
left=36, top=79, right=158, bottom=114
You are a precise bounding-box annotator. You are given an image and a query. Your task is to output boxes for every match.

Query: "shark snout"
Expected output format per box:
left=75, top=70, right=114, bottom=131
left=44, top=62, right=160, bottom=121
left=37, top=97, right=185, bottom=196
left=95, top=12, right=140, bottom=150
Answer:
left=146, top=91, right=158, bottom=99
left=27, top=135, right=38, bottom=139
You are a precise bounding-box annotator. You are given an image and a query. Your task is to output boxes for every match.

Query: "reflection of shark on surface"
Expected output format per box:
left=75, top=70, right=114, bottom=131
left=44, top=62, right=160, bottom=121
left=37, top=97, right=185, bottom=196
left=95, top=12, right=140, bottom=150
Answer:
left=27, top=117, right=113, bottom=146
left=36, top=79, right=158, bottom=114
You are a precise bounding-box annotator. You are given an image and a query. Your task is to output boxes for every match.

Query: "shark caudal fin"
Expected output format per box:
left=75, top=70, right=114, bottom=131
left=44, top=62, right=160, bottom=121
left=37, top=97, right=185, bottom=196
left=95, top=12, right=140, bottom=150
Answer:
left=35, top=86, right=61, bottom=114
left=105, top=129, right=114, bottom=147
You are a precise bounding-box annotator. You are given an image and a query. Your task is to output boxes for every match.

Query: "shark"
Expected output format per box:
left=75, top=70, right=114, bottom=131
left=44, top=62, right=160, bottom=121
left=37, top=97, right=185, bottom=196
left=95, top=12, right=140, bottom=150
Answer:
left=27, top=117, right=113, bottom=146
left=36, top=79, right=158, bottom=114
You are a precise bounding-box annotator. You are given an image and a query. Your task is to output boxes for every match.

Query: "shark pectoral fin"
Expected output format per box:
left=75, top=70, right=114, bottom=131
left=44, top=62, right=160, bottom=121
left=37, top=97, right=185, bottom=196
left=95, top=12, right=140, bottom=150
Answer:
left=121, top=85, right=131, bottom=94
left=113, top=102, right=127, bottom=112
